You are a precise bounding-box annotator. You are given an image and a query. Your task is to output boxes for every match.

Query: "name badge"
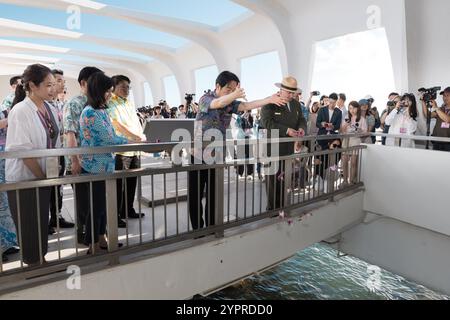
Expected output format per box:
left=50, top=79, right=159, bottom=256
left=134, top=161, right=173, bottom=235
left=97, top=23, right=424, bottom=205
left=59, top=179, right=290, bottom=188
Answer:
left=275, top=112, right=282, bottom=116
left=400, top=128, right=407, bottom=134
left=441, top=122, right=450, bottom=129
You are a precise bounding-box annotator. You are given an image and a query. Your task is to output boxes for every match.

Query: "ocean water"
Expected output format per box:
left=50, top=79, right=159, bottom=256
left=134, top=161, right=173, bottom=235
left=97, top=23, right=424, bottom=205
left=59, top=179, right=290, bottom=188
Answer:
left=209, top=243, right=449, bottom=300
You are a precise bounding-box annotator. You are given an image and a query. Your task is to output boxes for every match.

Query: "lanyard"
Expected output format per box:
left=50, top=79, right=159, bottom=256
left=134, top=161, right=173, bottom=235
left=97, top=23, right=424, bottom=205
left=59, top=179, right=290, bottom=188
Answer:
left=36, top=104, right=55, bottom=149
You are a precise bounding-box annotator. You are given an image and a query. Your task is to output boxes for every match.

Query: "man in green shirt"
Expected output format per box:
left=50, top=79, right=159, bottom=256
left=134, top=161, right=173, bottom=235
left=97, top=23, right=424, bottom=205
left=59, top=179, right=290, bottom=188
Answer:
left=261, top=76, right=307, bottom=212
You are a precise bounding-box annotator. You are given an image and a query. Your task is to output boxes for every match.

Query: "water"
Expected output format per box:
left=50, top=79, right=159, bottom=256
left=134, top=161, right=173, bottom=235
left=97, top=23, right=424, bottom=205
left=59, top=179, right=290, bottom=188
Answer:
left=209, top=243, right=449, bottom=300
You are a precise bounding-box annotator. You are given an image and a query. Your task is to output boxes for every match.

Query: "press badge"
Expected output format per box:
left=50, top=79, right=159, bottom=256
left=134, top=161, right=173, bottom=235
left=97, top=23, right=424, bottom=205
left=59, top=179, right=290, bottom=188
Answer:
left=441, top=122, right=450, bottom=129
left=400, top=128, right=407, bottom=134
left=46, top=157, right=59, bottom=179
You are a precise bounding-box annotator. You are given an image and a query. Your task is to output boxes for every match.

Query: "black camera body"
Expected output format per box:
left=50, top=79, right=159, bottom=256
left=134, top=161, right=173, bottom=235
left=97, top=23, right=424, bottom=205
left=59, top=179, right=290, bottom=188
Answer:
left=419, top=87, right=441, bottom=103
left=185, top=93, right=195, bottom=105
left=311, top=91, right=320, bottom=96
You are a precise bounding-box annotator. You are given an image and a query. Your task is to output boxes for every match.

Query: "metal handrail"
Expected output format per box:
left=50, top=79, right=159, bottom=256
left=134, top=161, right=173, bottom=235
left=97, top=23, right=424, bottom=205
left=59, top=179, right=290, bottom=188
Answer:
left=0, top=134, right=366, bottom=160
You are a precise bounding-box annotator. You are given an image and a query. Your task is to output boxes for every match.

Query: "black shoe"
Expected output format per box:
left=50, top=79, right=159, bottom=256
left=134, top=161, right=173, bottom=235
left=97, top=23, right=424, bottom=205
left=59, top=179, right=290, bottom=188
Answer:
left=4, top=247, right=20, bottom=255
left=50, top=217, right=75, bottom=229
left=118, top=219, right=127, bottom=228
left=48, top=226, right=56, bottom=235
left=100, top=243, right=124, bottom=250
left=128, top=211, right=145, bottom=219
left=2, top=254, right=8, bottom=262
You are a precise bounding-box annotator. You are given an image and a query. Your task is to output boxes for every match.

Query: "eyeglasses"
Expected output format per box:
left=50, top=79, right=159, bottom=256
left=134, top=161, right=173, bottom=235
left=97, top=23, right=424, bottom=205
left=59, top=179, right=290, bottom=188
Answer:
left=331, top=143, right=341, bottom=148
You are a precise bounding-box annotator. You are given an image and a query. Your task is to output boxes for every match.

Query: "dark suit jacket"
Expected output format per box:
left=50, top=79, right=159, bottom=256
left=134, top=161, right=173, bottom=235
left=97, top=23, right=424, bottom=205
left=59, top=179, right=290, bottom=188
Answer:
left=316, top=107, right=342, bottom=136
left=261, top=99, right=307, bottom=156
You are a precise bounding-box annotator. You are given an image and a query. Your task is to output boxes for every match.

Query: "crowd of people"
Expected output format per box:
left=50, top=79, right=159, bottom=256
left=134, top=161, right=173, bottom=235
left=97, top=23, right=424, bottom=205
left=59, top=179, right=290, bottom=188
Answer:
left=0, top=63, right=449, bottom=264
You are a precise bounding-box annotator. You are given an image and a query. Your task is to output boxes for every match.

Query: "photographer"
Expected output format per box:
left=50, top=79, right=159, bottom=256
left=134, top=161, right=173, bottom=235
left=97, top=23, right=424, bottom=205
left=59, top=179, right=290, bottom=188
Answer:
left=380, top=93, right=400, bottom=145
left=360, top=99, right=375, bottom=144
left=422, top=87, right=450, bottom=151
left=340, top=101, right=368, bottom=185
left=385, top=93, right=418, bottom=148
left=184, top=94, right=197, bottom=119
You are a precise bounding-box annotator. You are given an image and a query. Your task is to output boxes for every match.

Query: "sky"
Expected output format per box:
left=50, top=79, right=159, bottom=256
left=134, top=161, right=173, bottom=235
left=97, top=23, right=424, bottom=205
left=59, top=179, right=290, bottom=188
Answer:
left=311, top=28, right=396, bottom=110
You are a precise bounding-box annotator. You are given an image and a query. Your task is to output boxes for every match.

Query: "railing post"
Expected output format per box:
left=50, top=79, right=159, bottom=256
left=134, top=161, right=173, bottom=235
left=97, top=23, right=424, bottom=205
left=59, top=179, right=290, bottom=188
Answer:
left=215, top=166, right=225, bottom=238
left=105, top=179, right=119, bottom=265
left=284, top=159, right=293, bottom=209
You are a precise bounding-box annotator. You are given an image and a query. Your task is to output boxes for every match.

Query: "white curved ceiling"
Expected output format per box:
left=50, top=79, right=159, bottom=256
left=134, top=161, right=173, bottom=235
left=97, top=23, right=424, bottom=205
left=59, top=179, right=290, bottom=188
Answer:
left=0, top=0, right=255, bottom=68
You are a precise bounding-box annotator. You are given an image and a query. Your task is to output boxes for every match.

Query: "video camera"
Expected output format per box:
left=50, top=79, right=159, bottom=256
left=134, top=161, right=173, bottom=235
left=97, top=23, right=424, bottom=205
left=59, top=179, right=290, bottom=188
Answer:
left=418, top=87, right=441, bottom=104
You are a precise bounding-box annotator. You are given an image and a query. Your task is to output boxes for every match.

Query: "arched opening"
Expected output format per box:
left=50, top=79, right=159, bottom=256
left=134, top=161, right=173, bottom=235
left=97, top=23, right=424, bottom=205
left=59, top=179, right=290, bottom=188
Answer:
left=163, top=75, right=181, bottom=107
left=240, top=51, right=283, bottom=101
left=194, top=65, right=219, bottom=101
left=310, top=28, right=396, bottom=109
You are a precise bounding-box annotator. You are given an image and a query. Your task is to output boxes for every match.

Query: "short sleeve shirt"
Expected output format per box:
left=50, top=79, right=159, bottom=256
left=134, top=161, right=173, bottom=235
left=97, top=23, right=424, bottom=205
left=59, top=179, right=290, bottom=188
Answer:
left=80, top=106, right=128, bottom=173
left=195, top=90, right=241, bottom=138
left=63, top=95, right=87, bottom=172
left=107, top=94, right=143, bottom=157
left=193, top=91, right=240, bottom=163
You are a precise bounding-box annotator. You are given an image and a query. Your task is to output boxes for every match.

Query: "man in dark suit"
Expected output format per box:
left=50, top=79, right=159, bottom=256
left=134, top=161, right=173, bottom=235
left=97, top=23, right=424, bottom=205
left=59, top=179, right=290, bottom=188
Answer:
left=316, top=93, right=342, bottom=150
left=261, top=76, right=307, bottom=212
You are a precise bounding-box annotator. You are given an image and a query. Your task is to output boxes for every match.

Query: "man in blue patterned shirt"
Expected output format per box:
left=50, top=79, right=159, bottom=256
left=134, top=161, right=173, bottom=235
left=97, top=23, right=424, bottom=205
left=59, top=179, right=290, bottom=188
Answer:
left=0, top=76, right=21, bottom=112
left=189, top=71, right=287, bottom=231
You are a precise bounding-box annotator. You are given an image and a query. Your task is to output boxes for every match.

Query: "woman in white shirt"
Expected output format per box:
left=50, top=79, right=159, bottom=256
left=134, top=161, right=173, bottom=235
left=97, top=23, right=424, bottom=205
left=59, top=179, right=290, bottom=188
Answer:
left=5, top=64, right=60, bottom=266
left=341, top=101, right=368, bottom=185
left=385, top=93, right=418, bottom=148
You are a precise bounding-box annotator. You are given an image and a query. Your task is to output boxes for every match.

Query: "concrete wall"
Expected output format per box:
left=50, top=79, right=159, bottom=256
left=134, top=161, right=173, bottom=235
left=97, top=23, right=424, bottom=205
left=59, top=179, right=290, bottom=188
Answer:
left=361, top=144, right=450, bottom=236
left=1, top=192, right=364, bottom=300
left=339, top=215, right=450, bottom=296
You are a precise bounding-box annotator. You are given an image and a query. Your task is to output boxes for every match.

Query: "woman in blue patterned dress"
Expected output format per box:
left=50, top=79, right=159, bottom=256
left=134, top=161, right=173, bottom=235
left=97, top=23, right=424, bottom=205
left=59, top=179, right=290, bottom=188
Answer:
left=79, top=72, right=139, bottom=254
left=0, top=101, right=17, bottom=262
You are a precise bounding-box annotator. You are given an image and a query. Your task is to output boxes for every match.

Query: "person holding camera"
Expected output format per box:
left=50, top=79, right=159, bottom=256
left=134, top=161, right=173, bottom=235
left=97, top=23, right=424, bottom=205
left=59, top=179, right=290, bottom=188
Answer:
left=359, top=99, right=375, bottom=144
left=385, top=93, right=418, bottom=148
left=316, top=93, right=342, bottom=150
left=380, top=93, right=400, bottom=145
left=340, top=101, right=368, bottom=185
left=422, top=87, right=450, bottom=151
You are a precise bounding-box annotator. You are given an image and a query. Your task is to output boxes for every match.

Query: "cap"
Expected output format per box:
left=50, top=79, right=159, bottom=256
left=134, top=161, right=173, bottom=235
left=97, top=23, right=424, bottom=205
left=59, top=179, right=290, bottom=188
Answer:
left=359, top=99, right=369, bottom=106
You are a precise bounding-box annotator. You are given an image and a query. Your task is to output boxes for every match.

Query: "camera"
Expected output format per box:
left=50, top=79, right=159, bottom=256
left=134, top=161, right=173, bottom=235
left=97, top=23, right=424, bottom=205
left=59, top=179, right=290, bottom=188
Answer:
left=418, top=87, right=441, bottom=103
left=387, top=101, right=396, bottom=107
left=311, top=91, right=320, bottom=96
left=158, top=100, right=166, bottom=107
left=185, top=93, right=195, bottom=105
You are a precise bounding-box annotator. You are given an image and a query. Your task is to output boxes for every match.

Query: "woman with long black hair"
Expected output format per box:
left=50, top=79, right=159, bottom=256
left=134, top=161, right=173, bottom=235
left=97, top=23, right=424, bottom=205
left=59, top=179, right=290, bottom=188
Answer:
left=5, top=64, right=59, bottom=266
left=79, top=72, right=139, bottom=254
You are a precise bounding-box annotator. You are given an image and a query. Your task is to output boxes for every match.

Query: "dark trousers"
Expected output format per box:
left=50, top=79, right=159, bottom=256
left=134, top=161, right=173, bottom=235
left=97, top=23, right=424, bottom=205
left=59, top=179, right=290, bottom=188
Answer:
left=236, top=139, right=254, bottom=177
left=382, top=125, right=390, bottom=145
left=433, top=142, right=450, bottom=152
left=188, top=168, right=216, bottom=230
left=50, top=156, right=65, bottom=222
left=8, top=188, right=51, bottom=265
left=115, top=155, right=140, bottom=218
left=265, top=161, right=285, bottom=211
left=67, top=171, right=90, bottom=240
left=78, top=169, right=107, bottom=245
